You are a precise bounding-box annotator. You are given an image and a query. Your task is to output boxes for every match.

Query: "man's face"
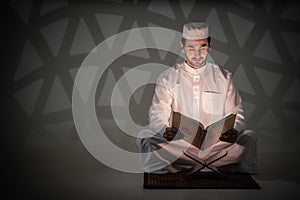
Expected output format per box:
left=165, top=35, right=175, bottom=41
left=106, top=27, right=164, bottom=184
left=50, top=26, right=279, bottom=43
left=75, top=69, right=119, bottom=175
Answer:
left=180, top=39, right=211, bottom=68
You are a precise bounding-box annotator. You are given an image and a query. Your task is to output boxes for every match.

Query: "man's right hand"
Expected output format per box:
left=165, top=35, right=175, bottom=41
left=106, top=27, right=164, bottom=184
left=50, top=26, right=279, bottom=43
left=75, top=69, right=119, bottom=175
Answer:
left=163, top=127, right=178, bottom=141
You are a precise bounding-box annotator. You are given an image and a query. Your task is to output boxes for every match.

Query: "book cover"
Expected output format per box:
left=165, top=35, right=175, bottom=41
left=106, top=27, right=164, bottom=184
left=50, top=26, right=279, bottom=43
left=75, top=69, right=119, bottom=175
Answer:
left=172, top=112, right=236, bottom=150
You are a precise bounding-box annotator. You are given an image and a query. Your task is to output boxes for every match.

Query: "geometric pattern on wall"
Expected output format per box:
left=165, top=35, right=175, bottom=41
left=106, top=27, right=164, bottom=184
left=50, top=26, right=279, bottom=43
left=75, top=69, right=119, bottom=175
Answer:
left=8, top=0, right=300, bottom=153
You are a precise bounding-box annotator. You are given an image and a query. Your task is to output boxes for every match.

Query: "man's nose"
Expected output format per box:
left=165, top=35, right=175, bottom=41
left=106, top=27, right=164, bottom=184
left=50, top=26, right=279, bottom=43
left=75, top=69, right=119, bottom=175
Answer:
left=194, top=49, right=201, bottom=56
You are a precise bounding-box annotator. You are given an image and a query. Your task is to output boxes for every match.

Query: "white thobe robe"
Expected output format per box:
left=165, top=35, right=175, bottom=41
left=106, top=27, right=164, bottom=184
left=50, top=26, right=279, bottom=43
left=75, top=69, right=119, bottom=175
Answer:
left=138, top=61, right=259, bottom=174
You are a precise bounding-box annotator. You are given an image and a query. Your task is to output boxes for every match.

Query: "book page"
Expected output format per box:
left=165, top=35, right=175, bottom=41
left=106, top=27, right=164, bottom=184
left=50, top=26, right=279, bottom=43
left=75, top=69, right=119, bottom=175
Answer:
left=200, top=113, right=236, bottom=150
left=172, top=112, right=204, bottom=145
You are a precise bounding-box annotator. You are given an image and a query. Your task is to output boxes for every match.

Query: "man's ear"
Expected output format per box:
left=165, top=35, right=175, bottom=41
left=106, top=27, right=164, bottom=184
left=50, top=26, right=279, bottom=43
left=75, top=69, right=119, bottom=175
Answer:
left=180, top=41, right=184, bottom=53
left=208, top=44, right=212, bottom=51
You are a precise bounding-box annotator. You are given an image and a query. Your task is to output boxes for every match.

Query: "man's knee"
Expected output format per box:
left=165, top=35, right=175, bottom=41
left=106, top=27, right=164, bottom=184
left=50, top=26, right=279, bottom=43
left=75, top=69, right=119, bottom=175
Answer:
left=236, top=129, right=258, bottom=147
left=136, top=129, right=155, bottom=147
left=137, top=129, right=165, bottom=152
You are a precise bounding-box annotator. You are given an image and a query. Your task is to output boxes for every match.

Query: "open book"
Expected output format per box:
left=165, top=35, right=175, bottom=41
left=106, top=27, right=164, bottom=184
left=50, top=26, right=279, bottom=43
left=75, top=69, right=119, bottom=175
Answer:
left=172, top=112, right=236, bottom=151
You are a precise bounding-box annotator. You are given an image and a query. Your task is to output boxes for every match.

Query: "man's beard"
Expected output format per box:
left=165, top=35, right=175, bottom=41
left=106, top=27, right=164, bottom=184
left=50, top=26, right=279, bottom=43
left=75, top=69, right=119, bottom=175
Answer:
left=188, top=57, right=206, bottom=68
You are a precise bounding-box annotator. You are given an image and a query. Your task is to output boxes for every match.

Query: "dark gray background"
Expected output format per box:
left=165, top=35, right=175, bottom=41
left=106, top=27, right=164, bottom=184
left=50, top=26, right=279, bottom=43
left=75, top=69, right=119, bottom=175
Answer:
left=4, top=0, right=300, bottom=199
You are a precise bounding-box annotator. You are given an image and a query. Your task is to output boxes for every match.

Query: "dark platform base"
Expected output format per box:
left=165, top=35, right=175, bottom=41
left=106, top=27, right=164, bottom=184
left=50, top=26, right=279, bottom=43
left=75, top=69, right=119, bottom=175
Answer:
left=144, top=172, right=260, bottom=189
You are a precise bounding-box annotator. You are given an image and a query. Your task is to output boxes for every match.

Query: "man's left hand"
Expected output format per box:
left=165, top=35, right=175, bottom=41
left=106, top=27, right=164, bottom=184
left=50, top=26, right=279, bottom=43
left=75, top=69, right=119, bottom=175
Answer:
left=219, top=129, right=239, bottom=143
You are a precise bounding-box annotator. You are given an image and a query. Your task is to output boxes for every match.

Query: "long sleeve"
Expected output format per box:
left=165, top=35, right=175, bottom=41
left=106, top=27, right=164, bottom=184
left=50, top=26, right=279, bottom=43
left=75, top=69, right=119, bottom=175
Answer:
left=149, top=74, right=174, bottom=136
left=224, top=75, right=246, bottom=132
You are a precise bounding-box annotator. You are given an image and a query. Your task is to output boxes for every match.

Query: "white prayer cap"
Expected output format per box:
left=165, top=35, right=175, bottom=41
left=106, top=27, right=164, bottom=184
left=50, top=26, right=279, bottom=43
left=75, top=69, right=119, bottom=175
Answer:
left=182, top=22, right=209, bottom=40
